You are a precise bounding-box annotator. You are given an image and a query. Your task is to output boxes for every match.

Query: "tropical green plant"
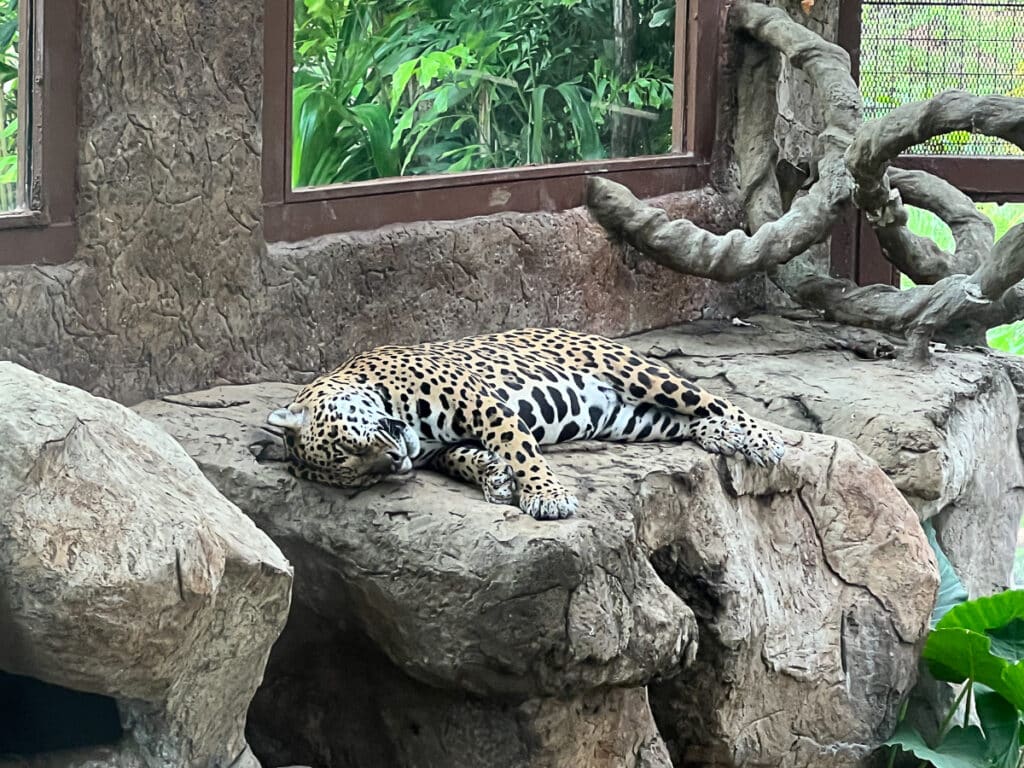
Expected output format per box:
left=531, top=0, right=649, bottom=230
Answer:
left=0, top=0, right=18, bottom=211
left=883, top=525, right=1024, bottom=768
left=291, top=0, right=676, bottom=188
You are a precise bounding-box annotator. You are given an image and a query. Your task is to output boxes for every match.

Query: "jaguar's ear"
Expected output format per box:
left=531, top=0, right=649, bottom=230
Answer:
left=268, top=403, right=307, bottom=431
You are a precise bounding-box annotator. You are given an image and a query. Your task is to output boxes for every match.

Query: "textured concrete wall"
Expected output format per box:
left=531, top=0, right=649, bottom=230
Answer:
left=0, top=0, right=762, bottom=404
left=0, top=0, right=265, bottom=403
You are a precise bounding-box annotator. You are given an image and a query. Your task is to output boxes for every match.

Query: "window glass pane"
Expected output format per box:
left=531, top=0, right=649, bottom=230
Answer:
left=860, top=0, right=1024, bottom=156
left=0, top=0, right=19, bottom=210
left=292, top=0, right=677, bottom=188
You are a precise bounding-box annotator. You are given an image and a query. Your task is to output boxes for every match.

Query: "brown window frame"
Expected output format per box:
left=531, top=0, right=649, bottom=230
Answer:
left=833, top=0, right=1024, bottom=285
left=263, top=0, right=724, bottom=242
left=0, top=0, right=79, bottom=267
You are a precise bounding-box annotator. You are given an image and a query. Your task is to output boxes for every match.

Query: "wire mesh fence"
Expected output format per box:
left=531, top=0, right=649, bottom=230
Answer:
left=859, top=0, right=1024, bottom=155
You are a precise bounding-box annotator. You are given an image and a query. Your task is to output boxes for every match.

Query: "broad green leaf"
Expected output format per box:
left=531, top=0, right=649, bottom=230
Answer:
left=554, top=83, right=604, bottom=160
left=924, top=624, right=1024, bottom=710
left=924, top=520, right=969, bottom=627
left=937, top=590, right=1024, bottom=637
left=347, top=103, right=398, bottom=178
left=0, top=18, right=16, bottom=51
left=987, top=618, right=1024, bottom=663
left=293, top=91, right=344, bottom=187
left=390, top=58, right=419, bottom=114
left=649, top=7, right=674, bottom=27
left=974, top=691, right=1022, bottom=768
left=925, top=628, right=1012, bottom=695
left=885, top=722, right=990, bottom=768
left=0, top=153, right=16, bottom=184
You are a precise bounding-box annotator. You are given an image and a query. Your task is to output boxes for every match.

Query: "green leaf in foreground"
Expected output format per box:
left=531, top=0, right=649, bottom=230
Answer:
left=937, top=589, right=1024, bottom=659
left=986, top=617, right=1024, bottom=663
left=974, top=691, right=1022, bottom=768
left=885, top=723, right=990, bottom=768
left=924, top=627, right=1024, bottom=710
left=923, top=590, right=1024, bottom=710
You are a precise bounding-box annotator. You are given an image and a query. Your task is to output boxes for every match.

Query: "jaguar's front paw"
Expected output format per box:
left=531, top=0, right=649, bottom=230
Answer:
left=690, top=417, right=747, bottom=458
left=520, top=487, right=579, bottom=520
left=481, top=459, right=517, bottom=506
left=739, top=425, right=786, bottom=467
left=691, top=415, right=786, bottom=467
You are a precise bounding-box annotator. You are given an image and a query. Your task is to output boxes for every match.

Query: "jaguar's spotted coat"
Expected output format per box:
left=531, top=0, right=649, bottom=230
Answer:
left=268, top=328, right=785, bottom=520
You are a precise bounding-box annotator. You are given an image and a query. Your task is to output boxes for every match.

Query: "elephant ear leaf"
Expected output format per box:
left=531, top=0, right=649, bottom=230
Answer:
left=974, top=691, right=1022, bottom=768
left=924, top=590, right=1024, bottom=710
left=986, top=617, right=1024, bottom=663
left=885, top=722, right=990, bottom=768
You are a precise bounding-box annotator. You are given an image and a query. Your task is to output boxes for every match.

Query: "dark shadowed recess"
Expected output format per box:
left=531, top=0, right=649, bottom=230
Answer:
left=0, top=671, right=122, bottom=757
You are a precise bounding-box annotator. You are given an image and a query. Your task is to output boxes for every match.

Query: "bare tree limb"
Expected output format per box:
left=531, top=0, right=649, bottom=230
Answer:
left=889, top=169, right=994, bottom=270
left=775, top=219, right=1024, bottom=362
left=585, top=1, right=861, bottom=282
left=847, top=90, right=1024, bottom=219
left=840, top=92, right=1020, bottom=288
left=874, top=168, right=994, bottom=284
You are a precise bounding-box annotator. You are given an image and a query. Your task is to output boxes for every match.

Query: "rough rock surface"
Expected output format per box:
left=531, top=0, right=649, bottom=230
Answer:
left=626, top=313, right=1024, bottom=598
left=0, top=363, right=293, bottom=768
left=137, top=361, right=936, bottom=768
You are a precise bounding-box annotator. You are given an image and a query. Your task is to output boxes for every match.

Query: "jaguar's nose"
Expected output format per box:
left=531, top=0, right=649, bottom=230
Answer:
left=387, top=450, right=413, bottom=474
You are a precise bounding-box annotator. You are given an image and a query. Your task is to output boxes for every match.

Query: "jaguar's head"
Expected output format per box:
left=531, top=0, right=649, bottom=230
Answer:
left=267, top=385, right=420, bottom=488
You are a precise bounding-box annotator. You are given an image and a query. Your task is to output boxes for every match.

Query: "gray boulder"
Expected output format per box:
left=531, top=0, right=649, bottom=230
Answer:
left=0, top=363, right=293, bottom=768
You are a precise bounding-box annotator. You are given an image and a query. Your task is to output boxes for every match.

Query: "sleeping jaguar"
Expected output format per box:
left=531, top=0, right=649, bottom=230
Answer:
left=268, top=327, right=785, bottom=520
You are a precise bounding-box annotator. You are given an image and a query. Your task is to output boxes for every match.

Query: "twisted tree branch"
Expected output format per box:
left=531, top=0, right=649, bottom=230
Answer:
left=847, top=91, right=1024, bottom=218
left=876, top=168, right=993, bottom=284
left=585, top=1, right=859, bottom=282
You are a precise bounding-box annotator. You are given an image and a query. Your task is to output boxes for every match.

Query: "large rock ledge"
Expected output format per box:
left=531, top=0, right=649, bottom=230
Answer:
left=136, top=324, right=938, bottom=768
left=625, top=314, right=1024, bottom=597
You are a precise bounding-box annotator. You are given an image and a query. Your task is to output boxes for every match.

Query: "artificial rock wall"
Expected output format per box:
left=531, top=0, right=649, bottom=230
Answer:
left=0, top=0, right=783, bottom=404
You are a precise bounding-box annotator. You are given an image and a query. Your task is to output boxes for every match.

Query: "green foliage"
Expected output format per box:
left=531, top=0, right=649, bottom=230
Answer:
left=924, top=591, right=1024, bottom=710
left=882, top=531, right=1024, bottom=768
left=291, top=0, right=675, bottom=187
left=976, top=204, right=1024, bottom=355
left=0, top=0, right=17, bottom=210
left=886, top=722, right=992, bottom=768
